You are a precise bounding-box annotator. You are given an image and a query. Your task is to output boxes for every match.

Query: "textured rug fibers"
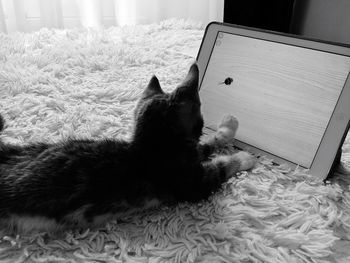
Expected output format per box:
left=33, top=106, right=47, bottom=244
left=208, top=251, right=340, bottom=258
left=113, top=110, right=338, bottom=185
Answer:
left=1, top=19, right=350, bottom=263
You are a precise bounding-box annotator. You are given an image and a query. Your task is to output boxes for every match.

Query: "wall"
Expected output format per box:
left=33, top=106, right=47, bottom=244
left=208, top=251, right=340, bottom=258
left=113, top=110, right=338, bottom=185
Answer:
left=224, top=0, right=295, bottom=33
left=292, top=0, right=350, bottom=45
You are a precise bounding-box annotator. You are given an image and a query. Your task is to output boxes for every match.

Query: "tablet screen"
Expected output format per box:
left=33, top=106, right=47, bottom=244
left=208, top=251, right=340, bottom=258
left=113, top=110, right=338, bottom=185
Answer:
left=200, top=31, right=350, bottom=168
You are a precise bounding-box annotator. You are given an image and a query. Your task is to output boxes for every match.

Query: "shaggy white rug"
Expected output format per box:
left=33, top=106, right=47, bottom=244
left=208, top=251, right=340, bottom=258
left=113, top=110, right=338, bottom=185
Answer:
left=1, top=19, right=350, bottom=263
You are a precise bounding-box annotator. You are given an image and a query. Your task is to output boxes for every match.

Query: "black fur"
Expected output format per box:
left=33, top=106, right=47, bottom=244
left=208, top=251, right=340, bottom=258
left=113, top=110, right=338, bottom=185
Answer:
left=0, top=64, right=245, bottom=230
left=0, top=114, right=4, bottom=133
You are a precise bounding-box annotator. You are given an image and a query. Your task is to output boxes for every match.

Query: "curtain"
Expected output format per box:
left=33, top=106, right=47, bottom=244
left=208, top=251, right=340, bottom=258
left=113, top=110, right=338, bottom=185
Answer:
left=0, top=0, right=224, bottom=33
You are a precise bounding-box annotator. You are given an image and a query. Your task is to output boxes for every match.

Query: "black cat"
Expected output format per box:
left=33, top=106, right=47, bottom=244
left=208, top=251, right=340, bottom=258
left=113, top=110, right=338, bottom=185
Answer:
left=0, top=64, right=256, bottom=234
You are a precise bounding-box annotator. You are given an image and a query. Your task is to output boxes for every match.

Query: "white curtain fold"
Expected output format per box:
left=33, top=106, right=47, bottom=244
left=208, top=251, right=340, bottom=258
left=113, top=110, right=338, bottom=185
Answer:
left=0, top=0, right=224, bottom=33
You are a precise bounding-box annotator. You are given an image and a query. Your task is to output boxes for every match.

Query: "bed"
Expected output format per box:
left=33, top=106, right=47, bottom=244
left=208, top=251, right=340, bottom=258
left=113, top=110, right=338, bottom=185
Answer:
left=0, top=19, right=350, bottom=263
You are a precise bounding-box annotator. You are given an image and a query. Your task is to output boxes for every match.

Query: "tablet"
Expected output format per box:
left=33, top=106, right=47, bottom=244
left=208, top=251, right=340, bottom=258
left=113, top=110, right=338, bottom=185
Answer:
left=197, top=22, right=350, bottom=179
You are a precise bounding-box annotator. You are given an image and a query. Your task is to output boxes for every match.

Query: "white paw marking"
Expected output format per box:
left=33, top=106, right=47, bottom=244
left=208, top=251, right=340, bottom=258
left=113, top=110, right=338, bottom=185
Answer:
left=215, top=115, right=239, bottom=145
left=233, top=151, right=257, bottom=171
left=4, top=215, right=59, bottom=234
left=212, top=155, right=232, bottom=165
left=219, top=115, right=239, bottom=132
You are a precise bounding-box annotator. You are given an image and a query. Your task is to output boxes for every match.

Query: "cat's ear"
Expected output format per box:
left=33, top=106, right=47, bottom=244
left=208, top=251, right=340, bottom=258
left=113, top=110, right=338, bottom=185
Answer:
left=143, top=75, right=164, bottom=98
left=178, top=63, right=199, bottom=93
left=172, top=63, right=199, bottom=102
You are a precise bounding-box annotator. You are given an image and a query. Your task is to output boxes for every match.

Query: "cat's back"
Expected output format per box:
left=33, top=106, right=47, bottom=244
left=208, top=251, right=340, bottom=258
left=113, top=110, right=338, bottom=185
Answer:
left=0, top=139, right=130, bottom=179
left=0, top=139, right=131, bottom=219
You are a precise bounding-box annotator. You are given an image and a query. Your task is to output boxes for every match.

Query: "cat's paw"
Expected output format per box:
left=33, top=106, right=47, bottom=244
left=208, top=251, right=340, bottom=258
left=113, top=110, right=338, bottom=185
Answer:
left=212, top=151, right=256, bottom=180
left=232, top=151, right=257, bottom=171
left=211, top=155, right=240, bottom=179
left=215, top=115, right=239, bottom=146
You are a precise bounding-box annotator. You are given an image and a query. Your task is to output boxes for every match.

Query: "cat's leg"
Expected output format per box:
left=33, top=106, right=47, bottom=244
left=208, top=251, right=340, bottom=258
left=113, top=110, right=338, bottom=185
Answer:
left=198, top=115, right=239, bottom=160
left=197, top=151, right=256, bottom=198
left=209, top=151, right=256, bottom=177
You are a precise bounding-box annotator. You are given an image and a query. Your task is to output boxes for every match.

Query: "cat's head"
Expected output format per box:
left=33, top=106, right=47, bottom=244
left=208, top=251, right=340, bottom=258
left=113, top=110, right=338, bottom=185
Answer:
left=133, top=64, right=203, bottom=143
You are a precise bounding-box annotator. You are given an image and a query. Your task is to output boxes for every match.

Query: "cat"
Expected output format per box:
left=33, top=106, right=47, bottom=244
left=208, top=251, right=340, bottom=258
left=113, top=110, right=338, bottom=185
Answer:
left=0, top=64, right=256, bottom=234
